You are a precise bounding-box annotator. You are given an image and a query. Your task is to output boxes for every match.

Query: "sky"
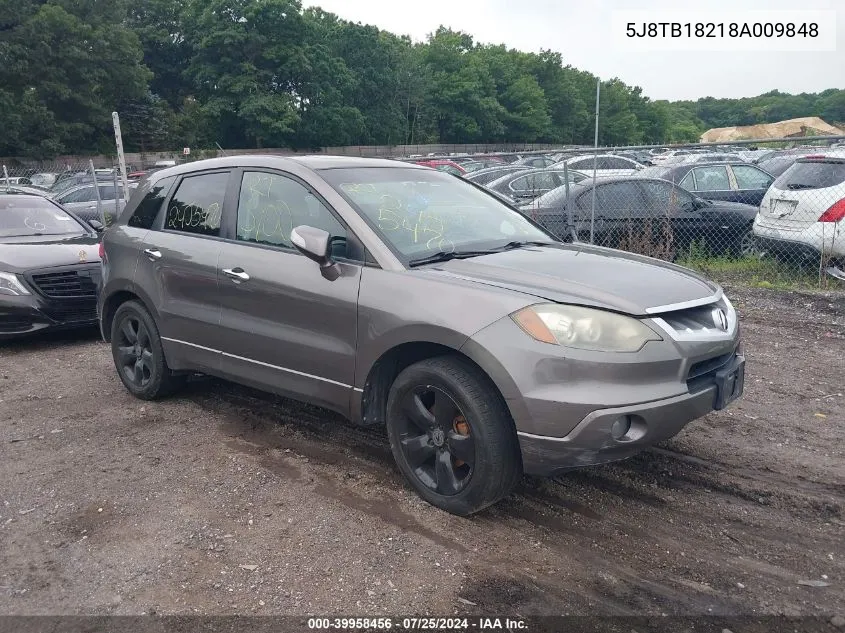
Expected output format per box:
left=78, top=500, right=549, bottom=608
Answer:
left=301, top=0, right=844, bottom=102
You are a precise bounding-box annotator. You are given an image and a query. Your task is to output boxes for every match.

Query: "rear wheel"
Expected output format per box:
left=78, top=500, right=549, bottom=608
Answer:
left=386, top=356, right=521, bottom=515
left=111, top=300, right=185, bottom=400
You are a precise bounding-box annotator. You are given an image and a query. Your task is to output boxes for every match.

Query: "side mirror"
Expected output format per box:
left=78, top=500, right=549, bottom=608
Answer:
left=290, top=225, right=339, bottom=280
left=88, top=219, right=104, bottom=232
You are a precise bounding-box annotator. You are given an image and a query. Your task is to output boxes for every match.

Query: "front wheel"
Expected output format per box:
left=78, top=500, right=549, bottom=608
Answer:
left=386, top=356, right=522, bottom=515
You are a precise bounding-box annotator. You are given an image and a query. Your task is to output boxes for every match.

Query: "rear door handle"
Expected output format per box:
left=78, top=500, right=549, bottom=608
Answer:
left=143, top=248, right=162, bottom=261
left=222, top=268, right=250, bottom=282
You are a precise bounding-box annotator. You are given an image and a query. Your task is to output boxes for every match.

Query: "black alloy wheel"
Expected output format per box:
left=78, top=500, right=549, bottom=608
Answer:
left=115, top=315, right=154, bottom=390
left=396, top=385, right=475, bottom=496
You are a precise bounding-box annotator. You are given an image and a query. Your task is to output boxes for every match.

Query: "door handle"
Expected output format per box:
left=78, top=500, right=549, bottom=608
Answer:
left=143, top=248, right=162, bottom=261
left=222, top=268, right=250, bottom=282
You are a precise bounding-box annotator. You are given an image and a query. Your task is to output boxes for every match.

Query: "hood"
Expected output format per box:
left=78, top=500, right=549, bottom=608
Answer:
left=0, top=234, right=101, bottom=272
left=418, top=244, right=718, bottom=316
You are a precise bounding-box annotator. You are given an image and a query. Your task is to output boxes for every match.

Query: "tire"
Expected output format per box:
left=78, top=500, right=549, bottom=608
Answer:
left=735, top=228, right=761, bottom=259
left=386, top=356, right=522, bottom=515
left=110, top=300, right=185, bottom=400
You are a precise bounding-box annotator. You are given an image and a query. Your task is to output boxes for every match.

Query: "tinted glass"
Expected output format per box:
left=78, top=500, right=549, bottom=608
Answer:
left=575, top=182, right=644, bottom=218
left=164, top=172, right=228, bottom=236
left=679, top=172, right=695, bottom=190
left=99, top=185, right=117, bottom=201
left=604, top=157, right=634, bottom=169
left=639, top=180, right=694, bottom=215
left=757, top=157, right=798, bottom=178
left=773, top=161, right=845, bottom=191
left=129, top=176, right=176, bottom=229
left=59, top=186, right=97, bottom=204
left=321, top=167, right=553, bottom=261
left=691, top=166, right=730, bottom=191
left=568, top=158, right=592, bottom=169
left=732, top=165, right=774, bottom=190
left=237, top=171, right=347, bottom=252
left=0, top=196, right=85, bottom=237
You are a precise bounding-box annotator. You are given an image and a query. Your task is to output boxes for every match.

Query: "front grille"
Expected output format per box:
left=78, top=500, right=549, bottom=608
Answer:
left=660, top=303, right=724, bottom=334
left=30, top=267, right=98, bottom=299
left=41, top=301, right=98, bottom=324
left=687, top=350, right=737, bottom=392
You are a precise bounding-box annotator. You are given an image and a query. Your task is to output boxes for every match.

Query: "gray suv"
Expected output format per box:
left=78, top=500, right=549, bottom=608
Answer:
left=98, top=156, right=745, bottom=516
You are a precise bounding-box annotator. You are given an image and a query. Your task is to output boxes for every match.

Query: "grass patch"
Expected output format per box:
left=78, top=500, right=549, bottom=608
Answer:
left=676, top=251, right=843, bottom=292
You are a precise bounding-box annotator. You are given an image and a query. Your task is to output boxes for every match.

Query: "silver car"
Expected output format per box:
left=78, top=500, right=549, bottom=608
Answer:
left=98, top=156, right=745, bottom=515
left=53, top=182, right=134, bottom=223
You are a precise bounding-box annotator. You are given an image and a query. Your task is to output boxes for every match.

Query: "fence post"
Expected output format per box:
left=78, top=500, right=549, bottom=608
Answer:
left=2, top=165, right=9, bottom=191
left=113, top=169, right=120, bottom=222
left=89, top=160, right=104, bottom=226
left=590, top=78, right=600, bottom=244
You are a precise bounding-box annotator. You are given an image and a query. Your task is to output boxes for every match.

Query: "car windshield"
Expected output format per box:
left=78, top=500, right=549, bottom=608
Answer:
left=320, top=167, right=555, bottom=262
left=0, top=195, right=86, bottom=238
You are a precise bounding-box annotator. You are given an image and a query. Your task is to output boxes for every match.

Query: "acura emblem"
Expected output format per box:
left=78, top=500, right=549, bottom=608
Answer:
left=712, top=308, right=729, bottom=332
left=78, top=250, right=87, bottom=263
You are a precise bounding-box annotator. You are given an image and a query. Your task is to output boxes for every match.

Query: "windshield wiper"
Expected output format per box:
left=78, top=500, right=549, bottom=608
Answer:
left=408, top=250, right=497, bottom=267
left=408, top=241, right=555, bottom=267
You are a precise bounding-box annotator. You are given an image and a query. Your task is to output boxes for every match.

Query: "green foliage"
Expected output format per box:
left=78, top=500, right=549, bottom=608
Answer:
left=0, top=1, right=842, bottom=157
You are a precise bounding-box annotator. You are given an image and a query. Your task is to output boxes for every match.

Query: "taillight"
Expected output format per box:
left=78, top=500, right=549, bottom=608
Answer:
left=818, top=199, right=845, bottom=223
left=98, top=242, right=105, bottom=259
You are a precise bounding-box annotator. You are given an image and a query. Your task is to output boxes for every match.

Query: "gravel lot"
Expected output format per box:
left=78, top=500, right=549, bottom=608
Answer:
left=1, top=286, right=843, bottom=619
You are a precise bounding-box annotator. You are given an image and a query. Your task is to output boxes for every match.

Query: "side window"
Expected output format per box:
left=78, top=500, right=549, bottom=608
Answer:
left=679, top=171, right=696, bottom=191
left=509, top=175, right=529, bottom=192
left=640, top=180, right=694, bottom=215
left=99, top=186, right=117, bottom=201
left=605, top=157, right=633, bottom=169
left=569, top=158, right=591, bottom=170
left=129, top=176, right=176, bottom=229
left=164, top=172, right=228, bottom=237
left=236, top=171, right=348, bottom=254
left=732, top=165, right=774, bottom=190
left=691, top=166, right=730, bottom=191
left=576, top=183, right=644, bottom=219
left=59, top=187, right=94, bottom=204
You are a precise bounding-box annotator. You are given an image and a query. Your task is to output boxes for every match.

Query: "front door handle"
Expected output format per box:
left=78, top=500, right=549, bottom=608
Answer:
left=222, top=268, right=250, bottom=282
left=143, top=248, right=162, bottom=261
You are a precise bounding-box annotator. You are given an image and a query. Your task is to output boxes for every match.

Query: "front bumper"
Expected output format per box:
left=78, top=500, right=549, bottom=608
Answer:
left=462, top=304, right=744, bottom=476
left=0, top=291, right=99, bottom=340
left=517, top=357, right=743, bottom=475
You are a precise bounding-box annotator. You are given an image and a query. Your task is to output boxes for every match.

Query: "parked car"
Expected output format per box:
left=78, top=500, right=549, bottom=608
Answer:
left=514, top=155, right=557, bottom=168
left=2, top=176, right=32, bottom=186
left=99, top=156, right=744, bottom=515
left=28, top=173, right=58, bottom=189
left=521, top=176, right=758, bottom=256
left=551, top=154, right=643, bottom=177
left=485, top=168, right=589, bottom=202
left=52, top=183, right=136, bottom=223
left=0, top=192, right=102, bottom=338
left=755, top=151, right=833, bottom=179
left=414, top=160, right=467, bottom=176
left=753, top=154, right=845, bottom=268
left=639, top=162, right=775, bottom=206
left=463, top=165, right=530, bottom=186
left=673, top=153, right=745, bottom=165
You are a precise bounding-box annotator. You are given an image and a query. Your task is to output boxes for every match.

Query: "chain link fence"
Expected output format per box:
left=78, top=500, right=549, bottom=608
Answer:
left=451, top=137, right=845, bottom=290
left=1, top=160, right=142, bottom=226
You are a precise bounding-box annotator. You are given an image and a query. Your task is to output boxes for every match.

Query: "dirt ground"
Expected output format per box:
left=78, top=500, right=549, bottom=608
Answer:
left=1, top=285, right=843, bottom=620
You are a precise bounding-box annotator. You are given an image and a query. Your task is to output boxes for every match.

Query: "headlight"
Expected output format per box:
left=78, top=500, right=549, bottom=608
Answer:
left=0, top=272, right=31, bottom=296
left=512, top=304, right=661, bottom=352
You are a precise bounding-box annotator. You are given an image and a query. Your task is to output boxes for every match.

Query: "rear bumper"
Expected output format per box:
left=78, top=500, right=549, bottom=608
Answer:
left=753, top=223, right=845, bottom=260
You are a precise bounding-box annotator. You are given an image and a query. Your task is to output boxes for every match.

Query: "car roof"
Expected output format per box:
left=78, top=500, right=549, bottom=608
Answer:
left=152, top=155, right=424, bottom=180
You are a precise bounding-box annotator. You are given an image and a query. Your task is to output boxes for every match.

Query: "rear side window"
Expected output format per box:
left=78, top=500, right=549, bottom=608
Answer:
left=129, top=176, right=176, bottom=229
left=692, top=166, right=730, bottom=191
left=164, top=172, right=228, bottom=236
left=731, top=165, right=773, bottom=190
left=773, top=161, right=845, bottom=191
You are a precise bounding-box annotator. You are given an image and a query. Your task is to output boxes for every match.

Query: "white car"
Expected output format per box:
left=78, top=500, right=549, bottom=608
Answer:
left=551, top=154, right=643, bottom=177
left=753, top=154, right=845, bottom=270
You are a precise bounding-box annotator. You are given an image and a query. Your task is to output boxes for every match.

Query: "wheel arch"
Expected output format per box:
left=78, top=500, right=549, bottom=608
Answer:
left=356, top=336, right=524, bottom=431
left=100, top=285, right=158, bottom=342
